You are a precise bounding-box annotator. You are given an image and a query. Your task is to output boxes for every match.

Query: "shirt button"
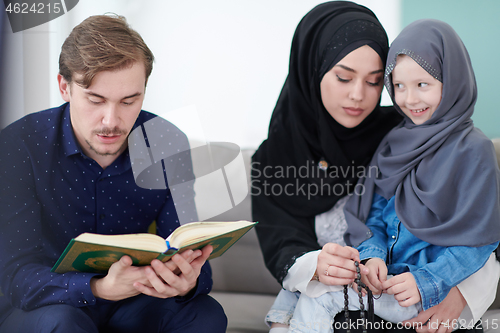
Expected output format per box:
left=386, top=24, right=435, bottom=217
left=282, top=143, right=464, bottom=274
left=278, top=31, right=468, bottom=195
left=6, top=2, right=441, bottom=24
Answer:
left=392, top=235, right=396, bottom=239
left=100, top=214, right=106, bottom=219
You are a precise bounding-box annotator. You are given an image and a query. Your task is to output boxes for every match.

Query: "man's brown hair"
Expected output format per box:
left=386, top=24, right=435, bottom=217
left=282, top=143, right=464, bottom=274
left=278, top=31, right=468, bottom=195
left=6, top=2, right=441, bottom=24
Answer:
left=59, top=14, right=154, bottom=88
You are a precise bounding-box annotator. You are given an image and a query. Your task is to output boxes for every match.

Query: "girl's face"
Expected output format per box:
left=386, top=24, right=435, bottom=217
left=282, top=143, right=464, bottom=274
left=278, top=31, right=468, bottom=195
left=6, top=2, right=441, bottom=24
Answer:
left=392, top=55, right=443, bottom=125
left=320, top=45, right=384, bottom=128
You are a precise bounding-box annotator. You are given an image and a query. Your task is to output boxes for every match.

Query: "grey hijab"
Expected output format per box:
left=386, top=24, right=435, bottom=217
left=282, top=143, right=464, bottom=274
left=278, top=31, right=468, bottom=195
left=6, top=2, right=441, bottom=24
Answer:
left=344, top=19, right=500, bottom=248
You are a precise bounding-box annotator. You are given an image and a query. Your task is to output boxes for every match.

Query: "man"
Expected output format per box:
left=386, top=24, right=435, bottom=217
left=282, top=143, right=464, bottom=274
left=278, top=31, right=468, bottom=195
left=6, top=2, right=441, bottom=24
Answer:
left=0, top=14, right=227, bottom=332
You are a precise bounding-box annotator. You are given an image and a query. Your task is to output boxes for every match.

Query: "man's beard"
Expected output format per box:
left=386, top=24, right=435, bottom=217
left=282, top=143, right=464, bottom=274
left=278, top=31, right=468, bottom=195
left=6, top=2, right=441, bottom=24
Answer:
left=86, top=127, right=129, bottom=156
left=86, top=138, right=128, bottom=156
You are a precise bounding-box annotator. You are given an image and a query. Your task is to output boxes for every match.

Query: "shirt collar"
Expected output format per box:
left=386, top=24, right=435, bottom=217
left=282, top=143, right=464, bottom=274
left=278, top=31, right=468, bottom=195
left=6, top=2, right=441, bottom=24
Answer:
left=61, top=103, right=82, bottom=157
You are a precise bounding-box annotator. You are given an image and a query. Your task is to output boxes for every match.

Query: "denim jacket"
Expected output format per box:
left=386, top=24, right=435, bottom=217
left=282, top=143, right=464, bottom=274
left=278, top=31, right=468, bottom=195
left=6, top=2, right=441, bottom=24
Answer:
left=357, top=193, right=499, bottom=310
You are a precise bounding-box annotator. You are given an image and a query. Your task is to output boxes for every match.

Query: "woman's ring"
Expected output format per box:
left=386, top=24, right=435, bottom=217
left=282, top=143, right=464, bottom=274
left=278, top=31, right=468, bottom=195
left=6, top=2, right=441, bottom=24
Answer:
left=325, top=266, right=330, bottom=276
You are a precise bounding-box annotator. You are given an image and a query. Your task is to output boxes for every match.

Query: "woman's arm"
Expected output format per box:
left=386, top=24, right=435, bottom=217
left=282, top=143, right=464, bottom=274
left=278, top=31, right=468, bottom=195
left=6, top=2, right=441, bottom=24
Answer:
left=252, top=184, right=321, bottom=284
left=456, top=253, right=500, bottom=325
left=411, top=242, right=498, bottom=311
left=404, top=253, right=500, bottom=333
left=403, top=286, right=466, bottom=333
left=253, top=185, right=365, bottom=291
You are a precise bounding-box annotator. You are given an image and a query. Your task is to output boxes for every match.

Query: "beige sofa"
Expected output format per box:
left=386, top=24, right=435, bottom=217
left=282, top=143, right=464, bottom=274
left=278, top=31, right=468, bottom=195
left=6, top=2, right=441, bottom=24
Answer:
left=194, top=146, right=281, bottom=332
left=199, top=140, right=500, bottom=333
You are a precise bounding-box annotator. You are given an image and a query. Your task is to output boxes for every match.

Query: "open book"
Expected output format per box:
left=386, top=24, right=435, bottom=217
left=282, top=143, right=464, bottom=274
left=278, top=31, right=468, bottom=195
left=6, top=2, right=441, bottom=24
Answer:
left=51, top=220, right=256, bottom=274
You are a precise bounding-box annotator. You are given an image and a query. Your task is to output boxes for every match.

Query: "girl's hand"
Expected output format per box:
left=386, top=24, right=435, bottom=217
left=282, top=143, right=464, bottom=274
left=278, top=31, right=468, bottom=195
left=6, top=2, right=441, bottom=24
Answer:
left=361, top=258, right=387, bottom=294
left=383, top=272, right=420, bottom=307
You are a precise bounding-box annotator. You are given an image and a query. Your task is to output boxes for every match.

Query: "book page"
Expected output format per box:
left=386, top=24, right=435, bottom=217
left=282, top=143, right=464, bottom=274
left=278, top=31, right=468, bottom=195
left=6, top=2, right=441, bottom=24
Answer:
left=168, top=221, right=254, bottom=249
left=75, top=233, right=167, bottom=253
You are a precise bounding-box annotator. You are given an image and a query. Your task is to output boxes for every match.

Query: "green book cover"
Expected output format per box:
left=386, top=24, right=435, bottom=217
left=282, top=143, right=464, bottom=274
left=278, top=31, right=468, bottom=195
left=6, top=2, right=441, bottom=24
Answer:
left=51, top=221, right=256, bottom=274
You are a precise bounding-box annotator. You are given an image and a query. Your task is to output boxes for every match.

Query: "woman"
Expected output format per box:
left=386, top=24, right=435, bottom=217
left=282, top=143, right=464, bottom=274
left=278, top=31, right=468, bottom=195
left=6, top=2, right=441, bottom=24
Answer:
left=251, top=2, right=497, bottom=332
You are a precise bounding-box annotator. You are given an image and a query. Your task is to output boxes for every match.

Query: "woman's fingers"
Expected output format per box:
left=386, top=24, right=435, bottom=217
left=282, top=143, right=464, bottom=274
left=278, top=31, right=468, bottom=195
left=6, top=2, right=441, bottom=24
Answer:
left=322, top=243, right=360, bottom=261
left=318, top=243, right=370, bottom=286
left=320, top=275, right=355, bottom=286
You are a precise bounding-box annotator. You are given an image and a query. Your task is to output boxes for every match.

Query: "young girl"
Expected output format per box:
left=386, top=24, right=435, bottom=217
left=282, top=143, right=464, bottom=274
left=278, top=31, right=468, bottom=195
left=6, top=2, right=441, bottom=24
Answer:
left=287, top=19, right=500, bottom=333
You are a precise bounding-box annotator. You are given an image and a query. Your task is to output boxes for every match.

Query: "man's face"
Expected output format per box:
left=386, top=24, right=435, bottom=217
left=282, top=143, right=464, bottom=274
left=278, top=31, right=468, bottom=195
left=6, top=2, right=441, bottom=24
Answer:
left=58, top=62, right=146, bottom=165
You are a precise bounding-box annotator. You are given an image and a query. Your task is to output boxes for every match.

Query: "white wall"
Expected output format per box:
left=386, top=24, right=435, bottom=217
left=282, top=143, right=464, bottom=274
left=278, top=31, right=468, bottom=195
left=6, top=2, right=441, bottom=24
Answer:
left=3, top=0, right=401, bottom=148
left=0, top=4, right=51, bottom=128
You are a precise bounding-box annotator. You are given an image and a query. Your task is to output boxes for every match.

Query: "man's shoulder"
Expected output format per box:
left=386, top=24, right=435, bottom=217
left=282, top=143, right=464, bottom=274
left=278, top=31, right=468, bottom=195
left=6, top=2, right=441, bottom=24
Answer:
left=137, top=110, right=157, bottom=121
left=135, top=110, right=175, bottom=128
left=134, top=110, right=189, bottom=141
left=1, top=104, right=67, bottom=139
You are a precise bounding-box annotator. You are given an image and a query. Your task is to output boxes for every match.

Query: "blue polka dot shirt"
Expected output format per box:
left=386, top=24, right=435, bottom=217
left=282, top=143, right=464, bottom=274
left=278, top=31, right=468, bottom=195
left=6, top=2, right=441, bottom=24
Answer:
left=0, top=103, right=212, bottom=317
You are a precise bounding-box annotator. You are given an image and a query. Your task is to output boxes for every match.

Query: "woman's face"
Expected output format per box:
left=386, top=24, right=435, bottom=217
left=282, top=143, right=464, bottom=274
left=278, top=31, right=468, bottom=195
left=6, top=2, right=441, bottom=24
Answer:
left=320, top=45, right=384, bottom=128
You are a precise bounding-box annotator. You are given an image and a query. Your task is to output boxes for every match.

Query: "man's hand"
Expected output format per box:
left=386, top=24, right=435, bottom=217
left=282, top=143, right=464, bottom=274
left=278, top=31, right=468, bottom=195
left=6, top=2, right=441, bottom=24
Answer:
left=133, top=244, right=213, bottom=298
left=162, top=248, right=203, bottom=275
left=90, top=246, right=207, bottom=301
left=90, top=255, right=150, bottom=301
left=361, top=258, right=387, bottom=294
left=382, top=272, right=420, bottom=307
left=403, top=287, right=466, bottom=333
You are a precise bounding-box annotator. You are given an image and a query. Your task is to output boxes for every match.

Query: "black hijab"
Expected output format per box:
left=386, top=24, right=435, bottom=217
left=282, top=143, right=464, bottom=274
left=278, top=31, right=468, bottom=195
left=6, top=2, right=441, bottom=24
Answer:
left=252, top=1, right=401, bottom=218
left=252, top=1, right=402, bottom=283
left=344, top=19, right=500, bottom=248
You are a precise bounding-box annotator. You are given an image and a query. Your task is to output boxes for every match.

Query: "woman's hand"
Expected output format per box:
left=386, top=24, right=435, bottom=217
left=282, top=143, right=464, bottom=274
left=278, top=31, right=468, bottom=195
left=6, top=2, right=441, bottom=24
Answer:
left=317, top=243, right=368, bottom=286
left=403, top=286, right=467, bottom=333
